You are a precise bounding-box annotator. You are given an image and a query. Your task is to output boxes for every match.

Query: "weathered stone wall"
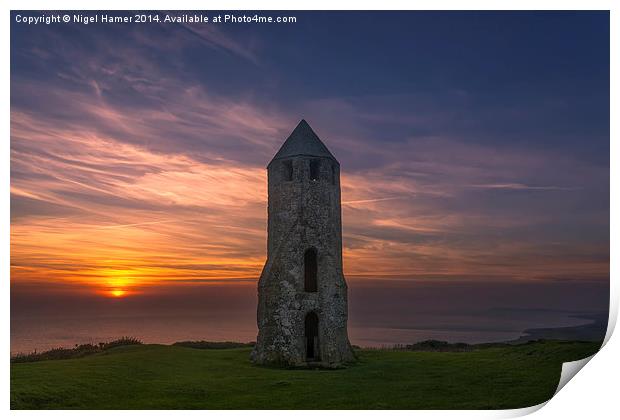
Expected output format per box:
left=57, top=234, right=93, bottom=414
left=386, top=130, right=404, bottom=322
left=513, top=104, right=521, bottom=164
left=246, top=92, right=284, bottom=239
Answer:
left=251, top=155, right=355, bottom=367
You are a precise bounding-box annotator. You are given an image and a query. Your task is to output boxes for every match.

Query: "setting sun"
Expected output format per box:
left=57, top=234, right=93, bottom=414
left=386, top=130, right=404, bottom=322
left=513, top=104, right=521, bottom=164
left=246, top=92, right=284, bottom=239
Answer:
left=109, top=289, right=127, bottom=298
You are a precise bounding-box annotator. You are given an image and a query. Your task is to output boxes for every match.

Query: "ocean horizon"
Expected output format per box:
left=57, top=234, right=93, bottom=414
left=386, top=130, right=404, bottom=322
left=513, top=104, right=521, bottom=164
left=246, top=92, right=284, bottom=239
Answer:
left=11, top=279, right=609, bottom=355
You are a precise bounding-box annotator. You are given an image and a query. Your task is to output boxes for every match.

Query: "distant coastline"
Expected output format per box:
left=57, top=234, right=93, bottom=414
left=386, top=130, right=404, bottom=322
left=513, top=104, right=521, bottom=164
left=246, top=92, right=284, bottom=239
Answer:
left=511, top=312, right=608, bottom=343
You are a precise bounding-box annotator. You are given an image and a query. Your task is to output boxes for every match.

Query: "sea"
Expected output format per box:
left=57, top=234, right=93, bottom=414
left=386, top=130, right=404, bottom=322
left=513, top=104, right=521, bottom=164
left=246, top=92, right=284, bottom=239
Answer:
left=11, top=279, right=609, bottom=355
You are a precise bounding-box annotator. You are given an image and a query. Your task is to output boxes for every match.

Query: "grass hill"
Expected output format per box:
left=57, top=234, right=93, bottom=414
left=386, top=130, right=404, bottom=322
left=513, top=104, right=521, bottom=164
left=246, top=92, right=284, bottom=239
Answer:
left=11, top=340, right=601, bottom=409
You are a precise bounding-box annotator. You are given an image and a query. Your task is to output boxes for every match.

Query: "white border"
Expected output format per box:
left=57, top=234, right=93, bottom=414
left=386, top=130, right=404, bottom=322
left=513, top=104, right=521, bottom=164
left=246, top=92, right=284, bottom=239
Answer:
left=2, top=1, right=616, bottom=419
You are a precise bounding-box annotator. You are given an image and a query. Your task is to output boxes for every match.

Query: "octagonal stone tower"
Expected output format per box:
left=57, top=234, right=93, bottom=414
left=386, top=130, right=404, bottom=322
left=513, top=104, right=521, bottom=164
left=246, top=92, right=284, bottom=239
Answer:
left=251, top=120, right=355, bottom=367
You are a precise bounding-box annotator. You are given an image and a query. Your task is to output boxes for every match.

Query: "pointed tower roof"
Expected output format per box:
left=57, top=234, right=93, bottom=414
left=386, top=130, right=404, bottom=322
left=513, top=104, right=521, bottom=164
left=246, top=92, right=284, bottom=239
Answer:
left=269, top=120, right=338, bottom=166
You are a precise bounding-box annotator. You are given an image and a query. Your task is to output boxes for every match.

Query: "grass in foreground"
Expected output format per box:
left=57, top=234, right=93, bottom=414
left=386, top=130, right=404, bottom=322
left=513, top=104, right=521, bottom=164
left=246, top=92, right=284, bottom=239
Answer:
left=11, top=340, right=600, bottom=409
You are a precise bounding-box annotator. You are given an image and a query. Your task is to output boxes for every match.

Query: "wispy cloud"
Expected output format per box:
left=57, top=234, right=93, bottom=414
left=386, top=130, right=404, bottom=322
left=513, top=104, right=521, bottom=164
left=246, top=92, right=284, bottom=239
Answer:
left=10, top=16, right=609, bottom=295
left=178, top=23, right=261, bottom=65
left=342, top=196, right=409, bottom=205
left=467, top=183, right=577, bottom=191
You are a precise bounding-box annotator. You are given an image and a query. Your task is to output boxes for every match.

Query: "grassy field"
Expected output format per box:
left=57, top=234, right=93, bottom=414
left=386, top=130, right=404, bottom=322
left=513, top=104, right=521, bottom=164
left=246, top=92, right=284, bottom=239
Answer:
left=11, top=340, right=600, bottom=409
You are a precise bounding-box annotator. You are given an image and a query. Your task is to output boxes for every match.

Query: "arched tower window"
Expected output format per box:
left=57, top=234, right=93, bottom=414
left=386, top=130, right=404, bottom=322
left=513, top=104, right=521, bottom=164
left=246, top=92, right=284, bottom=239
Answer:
left=304, top=248, right=318, bottom=292
left=331, top=165, right=336, bottom=185
left=305, top=312, right=319, bottom=361
left=309, top=160, right=320, bottom=181
left=282, top=160, right=293, bottom=181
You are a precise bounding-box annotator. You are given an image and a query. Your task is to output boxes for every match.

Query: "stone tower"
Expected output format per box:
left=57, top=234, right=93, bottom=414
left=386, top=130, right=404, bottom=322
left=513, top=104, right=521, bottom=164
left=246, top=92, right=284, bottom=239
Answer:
left=251, top=120, right=355, bottom=367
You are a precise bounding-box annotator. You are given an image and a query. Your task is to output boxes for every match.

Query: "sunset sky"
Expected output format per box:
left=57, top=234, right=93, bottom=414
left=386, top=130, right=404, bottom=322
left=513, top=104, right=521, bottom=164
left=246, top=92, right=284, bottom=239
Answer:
left=11, top=11, right=609, bottom=300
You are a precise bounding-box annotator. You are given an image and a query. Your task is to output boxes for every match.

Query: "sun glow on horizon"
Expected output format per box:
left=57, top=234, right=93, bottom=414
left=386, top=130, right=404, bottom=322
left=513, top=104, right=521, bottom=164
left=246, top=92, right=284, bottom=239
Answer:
left=108, top=289, right=127, bottom=298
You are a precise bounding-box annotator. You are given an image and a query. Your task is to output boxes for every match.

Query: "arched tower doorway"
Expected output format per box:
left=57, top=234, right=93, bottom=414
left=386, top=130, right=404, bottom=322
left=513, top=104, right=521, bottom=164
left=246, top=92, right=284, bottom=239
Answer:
left=305, top=312, right=319, bottom=361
